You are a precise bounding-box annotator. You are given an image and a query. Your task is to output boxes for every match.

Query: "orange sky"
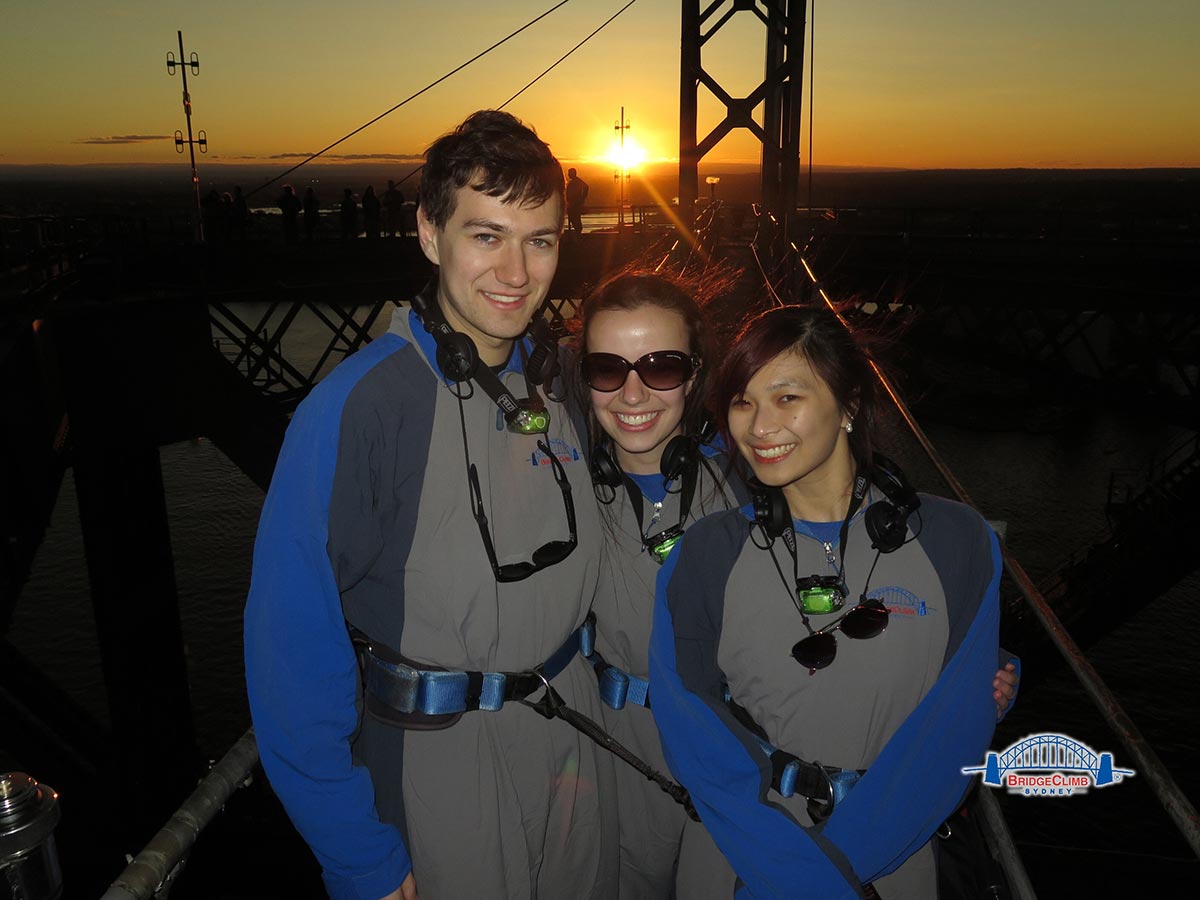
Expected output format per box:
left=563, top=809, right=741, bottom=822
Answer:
left=1, top=1, right=1197, bottom=170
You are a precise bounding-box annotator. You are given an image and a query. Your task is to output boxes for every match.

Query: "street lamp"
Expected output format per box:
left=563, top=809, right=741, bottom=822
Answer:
left=706, top=175, right=720, bottom=202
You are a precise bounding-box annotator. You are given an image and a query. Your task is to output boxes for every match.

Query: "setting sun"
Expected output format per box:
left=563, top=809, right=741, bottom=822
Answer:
left=608, top=136, right=647, bottom=171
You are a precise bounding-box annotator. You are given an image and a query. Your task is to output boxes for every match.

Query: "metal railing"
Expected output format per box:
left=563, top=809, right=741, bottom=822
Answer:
left=99, top=730, right=260, bottom=900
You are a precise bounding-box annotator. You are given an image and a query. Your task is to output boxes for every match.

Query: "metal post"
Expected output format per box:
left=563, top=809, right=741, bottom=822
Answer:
left=615, top=107, right=630, bottom=228
left=678, top=1, right=806, bottom=252
left=678, top=1, right=700, bottom=222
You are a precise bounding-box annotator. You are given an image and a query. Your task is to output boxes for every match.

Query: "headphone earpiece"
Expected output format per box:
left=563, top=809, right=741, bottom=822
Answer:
left=659, top=434, right=698, bottom=483
left=749, top=477, right=791, bottom=540
left=410, top=281, right=478, bottom=383
left=524, top=318, right=562, bottom=388
left=590, top=444, right=622, bottom=491
left=660, top=416, right=714, bottom=482
left=435, top=331, right=479, bottom=383
left=863, top=452, right=920, bottom=553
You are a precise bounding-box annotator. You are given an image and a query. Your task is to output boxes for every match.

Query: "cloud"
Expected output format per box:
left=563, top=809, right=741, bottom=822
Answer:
left=259, top=152, right=425, bottom=162
left=75, top=134, right=173, bottom=145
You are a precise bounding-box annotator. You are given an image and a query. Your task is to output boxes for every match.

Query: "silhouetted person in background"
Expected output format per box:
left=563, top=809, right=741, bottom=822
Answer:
left=303, top=188, right=320, bottom=241
left=362, top=185, right=381, bottom=239
left=340, top=188, right=358, bottom=240
left=278, top=185, right=302, bottom=245
left=232, top=186, right=249, bottom=241
left=566, top=167, right=589, bottom=237
left=202, top=189, right=222, bottom=243
left=383, top=179, right=406, bottom=237
left=219, top=192, right=235, bottom=243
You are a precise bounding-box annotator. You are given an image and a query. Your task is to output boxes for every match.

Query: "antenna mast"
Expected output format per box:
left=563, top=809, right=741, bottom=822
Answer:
left=166, top=30, right=208, bottom=242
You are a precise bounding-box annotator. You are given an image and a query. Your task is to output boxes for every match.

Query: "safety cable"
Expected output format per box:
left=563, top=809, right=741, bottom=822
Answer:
left=498, top=0, right=641, bottom=108
left=246, top=0, right=575, bottom=199
left=387, top=0, right=644, bottom=194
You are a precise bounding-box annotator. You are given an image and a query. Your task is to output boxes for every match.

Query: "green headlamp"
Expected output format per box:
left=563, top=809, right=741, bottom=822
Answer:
left=506, top=400, right=550, bottom=435
left=795, top=575, right=847, bottom=614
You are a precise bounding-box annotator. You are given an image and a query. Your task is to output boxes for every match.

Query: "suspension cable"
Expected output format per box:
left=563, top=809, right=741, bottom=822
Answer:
left=246, top=0, right=575, bottom=199
left=499, top=0, right=640, bottom=108
left=389, top=0, right=643, bottom=194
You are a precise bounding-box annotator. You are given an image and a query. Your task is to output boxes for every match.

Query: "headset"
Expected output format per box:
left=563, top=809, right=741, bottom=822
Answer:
left=590, top=416, right=715, bottom=495
left=409, top=283, right=479, bottom=382
left=751, top=452, right=920, bottom=553
left=410, top=282, right=560, bottom=434
left=863, top=452, right=920, bottom=552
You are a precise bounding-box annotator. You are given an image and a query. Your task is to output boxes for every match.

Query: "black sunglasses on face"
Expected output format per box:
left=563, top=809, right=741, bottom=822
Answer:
left=790, top=598, right=889, bottom=672
left=468, top=440, right=578, bottom=583
left=580, top=351, right=700, bottom=393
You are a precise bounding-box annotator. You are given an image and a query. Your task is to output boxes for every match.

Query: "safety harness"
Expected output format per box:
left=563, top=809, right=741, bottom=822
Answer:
left=354, top=616, right=594, bottom=720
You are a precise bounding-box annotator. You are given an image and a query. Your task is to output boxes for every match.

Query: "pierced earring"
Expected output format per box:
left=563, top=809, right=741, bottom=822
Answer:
left=843, top=419, right=854, bottom=434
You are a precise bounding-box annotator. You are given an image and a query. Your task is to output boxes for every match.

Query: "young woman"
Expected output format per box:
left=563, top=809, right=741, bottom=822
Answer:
left=577, top=271, right=745, bottom=900
left=648, top=304, right=1005, bottom=900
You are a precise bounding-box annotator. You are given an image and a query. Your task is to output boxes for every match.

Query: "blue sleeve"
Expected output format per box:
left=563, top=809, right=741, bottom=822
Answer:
left=244, top=378, right=411, bottom=900
left=650, top=526, right=1003, bottom=900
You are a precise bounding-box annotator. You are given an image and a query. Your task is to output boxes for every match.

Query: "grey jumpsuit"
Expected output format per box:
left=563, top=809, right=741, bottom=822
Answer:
left=245, top=305, right=619, bottom=900
left=591, top=454, right=744, bottom=899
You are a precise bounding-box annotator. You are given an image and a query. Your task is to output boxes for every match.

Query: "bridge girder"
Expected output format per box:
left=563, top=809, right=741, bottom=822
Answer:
left=679, top=0, right=806, bottom=243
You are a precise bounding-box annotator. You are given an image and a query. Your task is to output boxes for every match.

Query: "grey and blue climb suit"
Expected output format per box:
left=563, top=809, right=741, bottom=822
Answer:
left=649, top=492, right=1002, bottom=900
left=245, top=305, right=618, bottom=900
left=591, top=452, right=745, bottom=899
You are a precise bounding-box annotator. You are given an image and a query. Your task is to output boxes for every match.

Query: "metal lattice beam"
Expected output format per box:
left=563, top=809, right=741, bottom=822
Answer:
left=680, top=1, right=806, bottom=243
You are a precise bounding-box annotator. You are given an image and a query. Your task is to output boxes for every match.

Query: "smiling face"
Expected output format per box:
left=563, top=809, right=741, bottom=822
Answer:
left=417, top=182, right=562, bottom=366
left=728, top=348, right=856, bottom=519
left=587, top=305, right=696, bottom=476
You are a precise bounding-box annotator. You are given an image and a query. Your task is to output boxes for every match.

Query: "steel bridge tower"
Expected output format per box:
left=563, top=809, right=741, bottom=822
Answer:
left=679, top=0, right=807, bottom=244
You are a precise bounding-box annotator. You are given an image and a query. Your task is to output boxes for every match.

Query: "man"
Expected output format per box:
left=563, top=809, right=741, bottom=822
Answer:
left=565, top=166, right=589, bottom=236
left=383, top=179, right=406, bottom=237
left=245, top=110, right=617, bottom=900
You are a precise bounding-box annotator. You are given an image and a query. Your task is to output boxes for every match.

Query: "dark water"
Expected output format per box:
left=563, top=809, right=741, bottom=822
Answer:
left=9, top=308, right=1198, bottom=896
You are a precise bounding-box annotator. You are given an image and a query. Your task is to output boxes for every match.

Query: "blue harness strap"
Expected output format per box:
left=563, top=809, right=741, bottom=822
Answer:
left=752, top=734, right=863, bottom=819
left=358, top=614, right=596, bottom=717
left=586, top=650, right=651, bottom=710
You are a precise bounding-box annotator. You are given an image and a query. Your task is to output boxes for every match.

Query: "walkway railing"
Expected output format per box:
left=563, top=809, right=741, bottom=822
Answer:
left=99, top=730, right=260, bottom=900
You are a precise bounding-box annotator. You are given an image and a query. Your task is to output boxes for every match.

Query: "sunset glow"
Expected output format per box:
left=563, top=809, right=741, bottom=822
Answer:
left=0, top=1, right=1196, bottom=170
left=608, top=136, right=647, bottom=172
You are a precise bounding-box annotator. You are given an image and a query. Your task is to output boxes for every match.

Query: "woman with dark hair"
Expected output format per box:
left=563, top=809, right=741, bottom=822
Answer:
left=648, top=303, right=1007, bottom=900
left=576, top=271, right=744, bottom=899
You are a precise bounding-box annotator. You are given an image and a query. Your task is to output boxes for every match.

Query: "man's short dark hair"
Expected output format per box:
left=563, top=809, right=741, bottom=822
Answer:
left=419, top=110, right=564, bottom=230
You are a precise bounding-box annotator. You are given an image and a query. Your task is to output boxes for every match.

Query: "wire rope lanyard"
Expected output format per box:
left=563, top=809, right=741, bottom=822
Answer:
left=517, top=670, right=700, bottom=822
